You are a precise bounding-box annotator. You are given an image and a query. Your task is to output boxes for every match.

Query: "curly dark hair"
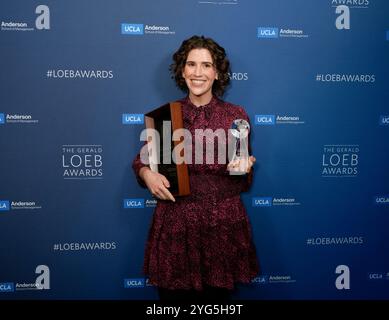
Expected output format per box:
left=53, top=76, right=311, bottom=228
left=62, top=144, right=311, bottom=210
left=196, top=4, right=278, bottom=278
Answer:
left=170, top=35, right=231, bottom=97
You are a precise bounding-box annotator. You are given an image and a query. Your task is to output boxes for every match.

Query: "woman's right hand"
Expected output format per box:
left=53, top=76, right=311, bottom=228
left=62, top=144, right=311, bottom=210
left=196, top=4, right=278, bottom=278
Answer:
left=139, top=167, right=176, bottom=202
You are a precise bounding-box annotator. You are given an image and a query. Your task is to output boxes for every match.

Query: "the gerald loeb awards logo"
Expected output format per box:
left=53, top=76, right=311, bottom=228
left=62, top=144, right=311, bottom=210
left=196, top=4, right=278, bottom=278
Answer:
left=322, top=145, right=359, bottom=177
left=62, top=145, right=103, bottom=179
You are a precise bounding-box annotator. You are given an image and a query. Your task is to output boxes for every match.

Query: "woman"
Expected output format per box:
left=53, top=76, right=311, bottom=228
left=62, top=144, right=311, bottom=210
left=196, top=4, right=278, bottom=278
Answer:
left=132, top=35, right=259, bottom=301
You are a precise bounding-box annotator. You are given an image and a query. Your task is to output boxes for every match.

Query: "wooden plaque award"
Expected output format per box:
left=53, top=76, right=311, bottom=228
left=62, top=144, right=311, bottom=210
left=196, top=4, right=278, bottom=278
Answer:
left=144, top=102, right=190, bottom=196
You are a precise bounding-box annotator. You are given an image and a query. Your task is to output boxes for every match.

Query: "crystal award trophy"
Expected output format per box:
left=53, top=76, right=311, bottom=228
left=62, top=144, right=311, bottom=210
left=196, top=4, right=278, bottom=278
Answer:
left=229, top=119, right=250, bottom=175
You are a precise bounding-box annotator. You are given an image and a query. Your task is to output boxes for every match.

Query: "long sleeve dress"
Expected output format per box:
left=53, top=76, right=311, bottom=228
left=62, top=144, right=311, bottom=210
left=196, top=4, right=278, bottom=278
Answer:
left=132, top=96, right=259, bottom=291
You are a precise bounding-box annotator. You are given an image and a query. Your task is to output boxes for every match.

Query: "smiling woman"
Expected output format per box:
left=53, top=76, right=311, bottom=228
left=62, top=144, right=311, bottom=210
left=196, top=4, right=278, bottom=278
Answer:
left=181, top=48, right=218, bottom=106
left=171, top=35, right=230, bottom=100
left=132, top=35, right=259, bottom=302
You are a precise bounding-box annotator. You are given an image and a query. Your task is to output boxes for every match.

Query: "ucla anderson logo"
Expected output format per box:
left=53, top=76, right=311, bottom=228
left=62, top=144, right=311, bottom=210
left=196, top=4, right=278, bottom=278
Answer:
left=124, top=199, right=145, bottom=209
left=251, top=275, right=268, bottom=285
left=257, top=27, right=278, bottom=38
left=0, top=283, right=14, bottom=292
left=255, top=115, right=275, bottom=125
left=252, top=197, right=272, bottom=207
left=0, top=201, right=10, bottom=211
left=121, top=24, right=143, bottom=35
left=122, top=114, right=144, bottom=124
left=1, top=5, right=50, bottom=32
left=367, top=273, right=384, bottom=281
left=380, top=116, right=389, bottom=126
left=124, top=278, right=145, bottom=288
left=374, top=196, right=389, bottom=205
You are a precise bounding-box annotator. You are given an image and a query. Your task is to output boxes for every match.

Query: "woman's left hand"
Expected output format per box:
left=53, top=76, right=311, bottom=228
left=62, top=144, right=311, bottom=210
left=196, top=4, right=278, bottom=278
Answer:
left=227, top=155, right=256, bottom=174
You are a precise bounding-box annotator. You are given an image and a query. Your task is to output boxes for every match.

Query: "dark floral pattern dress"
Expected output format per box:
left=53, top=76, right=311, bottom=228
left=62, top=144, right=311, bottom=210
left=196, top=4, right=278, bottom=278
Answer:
left=132, top=96, right=259, bottom=290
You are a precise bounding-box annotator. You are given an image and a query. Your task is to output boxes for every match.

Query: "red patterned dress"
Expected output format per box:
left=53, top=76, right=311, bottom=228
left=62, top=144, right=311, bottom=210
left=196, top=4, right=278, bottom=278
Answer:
left=132, top=96, right=259, bottom=290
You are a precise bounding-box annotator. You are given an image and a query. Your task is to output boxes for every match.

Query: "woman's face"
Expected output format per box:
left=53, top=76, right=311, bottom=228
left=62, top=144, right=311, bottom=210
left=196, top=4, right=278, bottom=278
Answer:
left=182, top=48, right=218, bottom=101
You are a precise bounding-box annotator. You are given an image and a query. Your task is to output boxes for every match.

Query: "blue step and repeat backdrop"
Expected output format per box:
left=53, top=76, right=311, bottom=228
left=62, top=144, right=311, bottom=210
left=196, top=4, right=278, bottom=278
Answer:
left=0, top=0, right=388, bottom=300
